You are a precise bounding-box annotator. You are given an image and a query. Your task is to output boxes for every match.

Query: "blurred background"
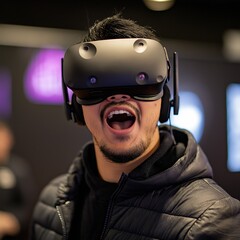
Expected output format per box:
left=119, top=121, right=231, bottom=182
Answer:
left=0, top=0, right=239, bottom=202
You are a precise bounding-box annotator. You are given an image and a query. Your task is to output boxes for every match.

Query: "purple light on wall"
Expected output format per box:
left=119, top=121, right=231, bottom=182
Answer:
left=24, top=48, right=66, bottom=104
left=0, top=70, right=11, bottom=118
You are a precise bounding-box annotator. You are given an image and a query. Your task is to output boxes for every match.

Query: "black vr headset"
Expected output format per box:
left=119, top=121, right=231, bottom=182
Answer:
left=62, top=38, right=179, bottom=125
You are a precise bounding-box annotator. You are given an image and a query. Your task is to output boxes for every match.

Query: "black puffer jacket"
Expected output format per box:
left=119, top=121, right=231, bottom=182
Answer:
left=31, top=126, right=240, bottom=240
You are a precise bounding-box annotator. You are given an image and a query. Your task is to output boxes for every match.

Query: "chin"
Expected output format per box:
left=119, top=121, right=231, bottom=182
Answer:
left=100, top=140, right=147, bottom=164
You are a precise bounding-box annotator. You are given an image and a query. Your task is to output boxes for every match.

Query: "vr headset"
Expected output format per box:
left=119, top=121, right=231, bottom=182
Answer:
left=62, top=38, right=179, bottom=125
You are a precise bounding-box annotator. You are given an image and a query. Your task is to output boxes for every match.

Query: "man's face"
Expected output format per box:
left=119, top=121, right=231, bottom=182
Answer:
left=82, top=94, right=161, bottom=163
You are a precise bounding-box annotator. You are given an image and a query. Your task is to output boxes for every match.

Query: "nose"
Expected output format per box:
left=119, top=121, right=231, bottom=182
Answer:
left=106, top=94, right=131, bottom=102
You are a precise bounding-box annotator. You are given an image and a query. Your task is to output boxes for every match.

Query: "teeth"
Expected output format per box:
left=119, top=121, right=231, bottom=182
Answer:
left=108, top=110, right=133, bottom=119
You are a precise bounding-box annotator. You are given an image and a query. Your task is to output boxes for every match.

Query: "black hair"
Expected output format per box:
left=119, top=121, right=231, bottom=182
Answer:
left=83, top=13, right=160, bottom=42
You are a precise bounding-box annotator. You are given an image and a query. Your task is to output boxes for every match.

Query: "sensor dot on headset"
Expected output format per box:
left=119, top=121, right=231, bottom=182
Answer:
left=89, top=76, right=97, bottom=85
left=136, top=72, right=148, bottom=85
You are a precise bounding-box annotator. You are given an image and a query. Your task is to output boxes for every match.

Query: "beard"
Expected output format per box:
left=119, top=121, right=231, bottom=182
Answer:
left=94, top=135, right=152, bottom=163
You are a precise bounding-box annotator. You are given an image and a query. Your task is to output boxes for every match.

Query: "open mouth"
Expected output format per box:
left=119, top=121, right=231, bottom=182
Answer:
left=106, top=109, right=136, bottom=130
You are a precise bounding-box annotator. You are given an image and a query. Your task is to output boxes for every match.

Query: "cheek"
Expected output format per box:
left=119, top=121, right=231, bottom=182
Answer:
left=82, top=106, right=100, bottom=130
left=82, top=106, right=90, bottom=121
left=144, top=100, right=161, bottom=122
left=155, top=100, right=162, bottom=119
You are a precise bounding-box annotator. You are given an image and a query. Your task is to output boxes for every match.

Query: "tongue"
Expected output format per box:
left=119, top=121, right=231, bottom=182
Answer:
left=110, top=120, right=133, bottom=130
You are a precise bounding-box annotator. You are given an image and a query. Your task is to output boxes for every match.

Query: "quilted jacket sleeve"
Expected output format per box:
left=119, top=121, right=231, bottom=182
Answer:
left=30, top=175, right=66, bottom=240
left=186, top=194, right=240, bottom=240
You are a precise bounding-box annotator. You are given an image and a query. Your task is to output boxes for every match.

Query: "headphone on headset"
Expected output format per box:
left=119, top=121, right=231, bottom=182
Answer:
left=61, top=38, right=179, bottom=125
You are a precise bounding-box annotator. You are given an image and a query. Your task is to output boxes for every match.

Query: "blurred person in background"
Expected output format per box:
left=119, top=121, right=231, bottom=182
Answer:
left=0, top=121, right=36, bottom=240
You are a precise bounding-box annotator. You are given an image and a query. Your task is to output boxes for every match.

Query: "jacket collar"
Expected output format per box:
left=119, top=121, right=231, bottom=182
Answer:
left=56, top=126, right=213, bottom=202
left=115, top=125, right=213, bottom=199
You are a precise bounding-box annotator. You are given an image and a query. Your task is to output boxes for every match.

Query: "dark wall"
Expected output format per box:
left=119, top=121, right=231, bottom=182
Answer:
left=179, top=57, right=240, bottom=200
left=1, top=0, right=240, bottom=43
left=0, top=46, right=92, bottom=190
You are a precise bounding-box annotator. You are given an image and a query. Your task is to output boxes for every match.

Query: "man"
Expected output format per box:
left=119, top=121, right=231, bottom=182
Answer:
left=30, top=14, right=240, bottom=240
left=0, top=121, right=36, bottom=240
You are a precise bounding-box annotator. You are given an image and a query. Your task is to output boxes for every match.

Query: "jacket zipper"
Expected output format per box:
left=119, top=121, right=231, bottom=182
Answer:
left=56, top=205, right=68, bottom=240
left=100, top=174, right=128, bottom=240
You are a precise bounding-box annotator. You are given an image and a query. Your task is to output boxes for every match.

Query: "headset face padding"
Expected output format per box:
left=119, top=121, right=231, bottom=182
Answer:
left=71, top=85, right=171, bottom=126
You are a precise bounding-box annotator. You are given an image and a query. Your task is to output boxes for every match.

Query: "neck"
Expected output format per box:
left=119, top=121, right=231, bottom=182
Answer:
left=94, top=130, right=160, bottom=183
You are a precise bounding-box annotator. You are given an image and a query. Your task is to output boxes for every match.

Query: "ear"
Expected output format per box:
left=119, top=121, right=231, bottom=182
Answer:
left=159, top=85, right=171, bottom=123
left=71, top=94, right=86, bottom=125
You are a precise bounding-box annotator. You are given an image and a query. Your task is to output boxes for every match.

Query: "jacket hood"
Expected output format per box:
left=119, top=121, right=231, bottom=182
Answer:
left=116, top=125, right=213, bottom=198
